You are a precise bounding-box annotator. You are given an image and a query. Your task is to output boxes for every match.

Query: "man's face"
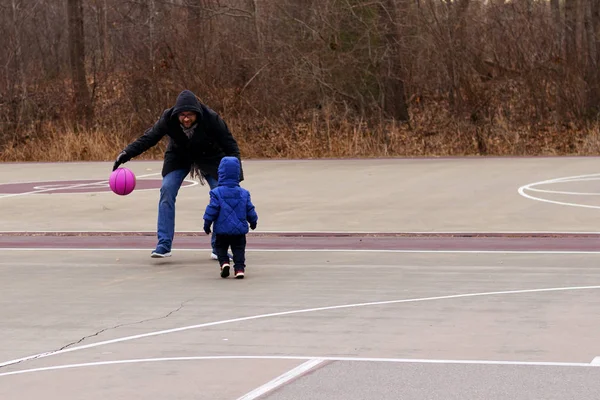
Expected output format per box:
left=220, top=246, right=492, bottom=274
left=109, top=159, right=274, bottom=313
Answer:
left=178, top=111, right=197, bottom=128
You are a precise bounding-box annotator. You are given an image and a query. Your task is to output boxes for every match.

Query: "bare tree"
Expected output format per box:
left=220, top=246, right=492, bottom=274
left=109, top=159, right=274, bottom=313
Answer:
left=550, top=0, right=561, bottom=41
left=584, top=0, right=600, bottom=113
left=379, top=0, right=409, bottom=122
left=145, top=0, right=157, bottom=76
left=10, top=0, right=26, bottom=99
left=594, top=0, right=600, bottom=66
left=67, top=0, right=93, bottom=128
left=565, top=0, right=578, bottom=63
left=250, top=0, right=264, bottom=58
left=6, top=0, right=600, bottom=160
left=92, top=0, right=110, bottom=70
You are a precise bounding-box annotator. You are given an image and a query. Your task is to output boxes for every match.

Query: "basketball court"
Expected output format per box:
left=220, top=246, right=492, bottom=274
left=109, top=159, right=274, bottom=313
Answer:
left=1, top=157, right=600, bottom=399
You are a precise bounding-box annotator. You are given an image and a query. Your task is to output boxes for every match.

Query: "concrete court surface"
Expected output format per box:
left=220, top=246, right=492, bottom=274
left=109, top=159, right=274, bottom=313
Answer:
left=1, top=156, right=600, bottom=232
left=1, top=157, right=600, bottom=399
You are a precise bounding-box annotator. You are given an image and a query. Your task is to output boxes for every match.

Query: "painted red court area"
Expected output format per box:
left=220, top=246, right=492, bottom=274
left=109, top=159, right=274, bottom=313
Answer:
left=1, top=232, right=600, bottom=251
left=0, top=179, right=194, bottom=194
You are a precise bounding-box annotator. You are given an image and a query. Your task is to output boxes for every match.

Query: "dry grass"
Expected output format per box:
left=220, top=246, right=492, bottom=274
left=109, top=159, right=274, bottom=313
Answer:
left=2, top=104, right=599, bottom=162
left=0, top=123, right=166, bottom=162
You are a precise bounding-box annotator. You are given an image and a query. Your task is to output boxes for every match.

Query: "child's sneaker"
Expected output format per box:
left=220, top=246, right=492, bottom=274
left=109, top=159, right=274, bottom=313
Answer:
left=220, top=263, right=230, bottom=278
left=234, top=268, right=245, bottom=279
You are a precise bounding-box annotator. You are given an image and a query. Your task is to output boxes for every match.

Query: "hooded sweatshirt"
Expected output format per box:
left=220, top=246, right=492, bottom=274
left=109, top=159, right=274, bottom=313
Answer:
left=172, top=89, right=203, bottom=116
left=203, top=157, right=258, bottom=235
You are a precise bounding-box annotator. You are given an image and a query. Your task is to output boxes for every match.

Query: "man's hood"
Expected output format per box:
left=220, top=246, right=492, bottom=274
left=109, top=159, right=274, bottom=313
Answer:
left=218, top=157, right=241, bottom=187
left=172, top=90, right=203, bottom=118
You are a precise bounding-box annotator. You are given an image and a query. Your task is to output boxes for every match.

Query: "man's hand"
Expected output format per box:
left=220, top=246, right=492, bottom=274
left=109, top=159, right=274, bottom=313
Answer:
left=112, top=151, right=128, bottom=171
left=204, top=221, right=212, bottom=235
left=250, top=222, right=257, bottom=230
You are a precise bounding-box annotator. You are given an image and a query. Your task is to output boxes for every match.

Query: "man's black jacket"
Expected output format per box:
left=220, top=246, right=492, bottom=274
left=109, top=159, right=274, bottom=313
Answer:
left=121, top=90, right=243, bottom=181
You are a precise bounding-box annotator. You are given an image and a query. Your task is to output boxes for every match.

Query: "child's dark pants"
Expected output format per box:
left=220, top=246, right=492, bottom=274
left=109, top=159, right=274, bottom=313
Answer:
left=214, top=234, right=246, bottom=270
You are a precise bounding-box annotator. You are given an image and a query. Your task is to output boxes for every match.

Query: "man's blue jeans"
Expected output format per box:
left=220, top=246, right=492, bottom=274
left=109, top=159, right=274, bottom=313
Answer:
left=156, top=169, right=218, bottom=253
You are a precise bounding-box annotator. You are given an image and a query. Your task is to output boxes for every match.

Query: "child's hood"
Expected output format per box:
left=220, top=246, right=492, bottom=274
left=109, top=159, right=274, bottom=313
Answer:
left=218, top=156, right=241, bottom=187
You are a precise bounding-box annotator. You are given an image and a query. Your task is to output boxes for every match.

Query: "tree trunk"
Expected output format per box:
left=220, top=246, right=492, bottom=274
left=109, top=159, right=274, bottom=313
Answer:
left=585, top=0, right=600, bottom=113
left=251, top=0, right=264, bottom=58
left=186, top=0, right=200, bottom=37
left=585, top=0, right=597, bottom=64
left=95, top=0, right=110, bottom=70
left=593, top=0, right=600, bottom=65
left=10, top=0, right=26, bottom=99
left=67, top=0, right=93, bottom=129
left=379, top=0, right=410, bottom=122
left=550, top=0, right=561, bottom=57
left=565, top=0, right=578, bottom=64
left=551, top=0, right=561, bottom=27
left=149, top=0, right=156, bottom=75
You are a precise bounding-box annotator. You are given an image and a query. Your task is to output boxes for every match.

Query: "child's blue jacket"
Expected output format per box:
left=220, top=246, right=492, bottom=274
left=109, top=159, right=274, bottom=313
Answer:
left=203, top=156, right=258, bottom=235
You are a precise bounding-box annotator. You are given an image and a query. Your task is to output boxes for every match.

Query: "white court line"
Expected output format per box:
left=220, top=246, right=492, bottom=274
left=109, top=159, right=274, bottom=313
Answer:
left=24, top=179, right=199, bottom=196
left=517, top=192, right=600, bottom=209
left=2, top=248, right=600, bottom=254
left=236, top=358, right=325, bottom=400
left=533, top=176, right=600, bottom=184
left=518, top=173, right=600, bottom=209
left=3, top=230, right=600, bottom=234
left=591, top=357, right=600, bottom=365
left=0, top=174, right=162, bottom=186
left=524, top=188, right=600, bottom=196
left=0, top=355, right=597, bottom=379
left=1, top=285, right=600, bottom=369
left=0, top=173, right=161, bottom=199
left=526, top=173, right=600, bottom=183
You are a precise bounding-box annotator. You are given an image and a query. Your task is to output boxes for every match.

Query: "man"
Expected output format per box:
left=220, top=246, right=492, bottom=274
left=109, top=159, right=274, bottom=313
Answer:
left=112, top=89, right=243, bottom=259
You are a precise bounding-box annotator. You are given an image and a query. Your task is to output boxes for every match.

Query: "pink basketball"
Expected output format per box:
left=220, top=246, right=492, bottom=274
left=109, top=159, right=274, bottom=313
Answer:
left=109, top=167, right=136, bottom=196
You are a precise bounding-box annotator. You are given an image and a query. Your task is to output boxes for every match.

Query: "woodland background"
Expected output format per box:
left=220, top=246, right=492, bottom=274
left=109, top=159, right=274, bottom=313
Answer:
left=2, top=0, right=600, bottom=161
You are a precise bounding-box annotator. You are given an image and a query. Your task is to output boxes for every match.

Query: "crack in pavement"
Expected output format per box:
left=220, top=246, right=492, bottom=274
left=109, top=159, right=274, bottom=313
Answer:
left=0, top=298, right=194, bottom=370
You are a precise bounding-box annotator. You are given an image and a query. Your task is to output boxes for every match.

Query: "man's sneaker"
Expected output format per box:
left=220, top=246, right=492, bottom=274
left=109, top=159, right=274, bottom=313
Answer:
left=151, top=248, right=171, bottom=258
left=220, top=263, right=230, bottom=278
left=234, top=269, right=245, bottom=279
